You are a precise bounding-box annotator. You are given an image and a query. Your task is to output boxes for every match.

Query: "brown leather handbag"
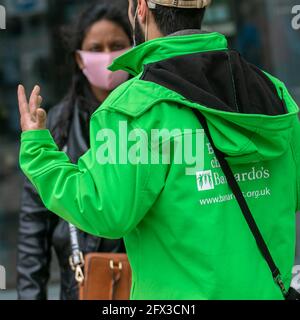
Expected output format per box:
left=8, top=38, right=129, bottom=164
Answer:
left=68, top=224, right=132, bottom=300
left=79, top=253, right=132, bottom=300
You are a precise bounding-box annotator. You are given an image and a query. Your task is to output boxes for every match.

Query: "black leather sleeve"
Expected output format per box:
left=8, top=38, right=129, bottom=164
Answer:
left=16, top=106, right=61, bottom=300
left=17, top=177, right=58, bottom=300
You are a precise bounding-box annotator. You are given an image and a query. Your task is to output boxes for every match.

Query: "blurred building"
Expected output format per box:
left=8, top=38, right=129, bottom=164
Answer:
left=0, top=0, right=299, bottom=294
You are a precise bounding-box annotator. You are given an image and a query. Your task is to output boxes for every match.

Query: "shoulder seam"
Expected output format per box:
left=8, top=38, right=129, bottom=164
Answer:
left=91, top=80, right=137, bottom=119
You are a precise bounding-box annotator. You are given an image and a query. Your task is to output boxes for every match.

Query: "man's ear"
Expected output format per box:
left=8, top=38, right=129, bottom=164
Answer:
left=75, top=52, right=84, bottom=70
left=137, top=0, right=149, bottom=24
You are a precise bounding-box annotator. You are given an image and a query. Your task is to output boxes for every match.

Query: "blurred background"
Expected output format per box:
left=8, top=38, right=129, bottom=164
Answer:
left=0, top=0, right=299, bottom=299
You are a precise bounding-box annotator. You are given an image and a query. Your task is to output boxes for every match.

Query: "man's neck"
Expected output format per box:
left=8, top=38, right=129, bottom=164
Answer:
left=168, top=29, right=207, bottom=37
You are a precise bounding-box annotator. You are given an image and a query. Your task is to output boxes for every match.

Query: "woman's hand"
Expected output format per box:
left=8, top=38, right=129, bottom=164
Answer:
left=18, top=85, right=47, bottom=132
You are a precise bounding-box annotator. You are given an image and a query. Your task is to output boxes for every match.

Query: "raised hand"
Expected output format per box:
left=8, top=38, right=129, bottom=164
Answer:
left=17, top=85, right=47, bottom=132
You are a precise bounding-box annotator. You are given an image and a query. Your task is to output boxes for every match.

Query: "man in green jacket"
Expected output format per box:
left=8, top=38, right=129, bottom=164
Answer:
left=18, top=0, right=300, bottom=299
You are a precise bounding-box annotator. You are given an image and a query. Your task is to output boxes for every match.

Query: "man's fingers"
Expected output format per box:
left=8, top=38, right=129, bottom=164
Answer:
left=17, top=85, right=46, bottom=131
left=29, top=85, right=40, bottom=116
left=17, top=85, right=29, bottom=116
left=36, top=108, right=47, bottom=129
left=37, top=96, right=43, bottom=107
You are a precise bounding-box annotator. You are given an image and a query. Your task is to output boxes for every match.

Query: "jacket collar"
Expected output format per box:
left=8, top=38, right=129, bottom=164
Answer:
left=109, top=32, right=228, bottom=76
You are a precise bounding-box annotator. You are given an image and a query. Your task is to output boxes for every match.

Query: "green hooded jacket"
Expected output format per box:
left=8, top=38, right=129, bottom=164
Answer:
left=20, top=32, right=300, bottom=300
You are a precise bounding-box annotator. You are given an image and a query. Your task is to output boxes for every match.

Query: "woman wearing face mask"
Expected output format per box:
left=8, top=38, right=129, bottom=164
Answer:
left=17, top=3, right=132, bottom=300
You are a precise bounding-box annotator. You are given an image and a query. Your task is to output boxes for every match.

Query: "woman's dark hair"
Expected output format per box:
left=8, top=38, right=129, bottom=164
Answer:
left=54, top=2, right=132, bottom=148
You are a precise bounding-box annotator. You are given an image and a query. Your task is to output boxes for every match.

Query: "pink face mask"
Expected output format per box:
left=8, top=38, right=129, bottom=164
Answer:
left=78, top=48, right=130, bottom=91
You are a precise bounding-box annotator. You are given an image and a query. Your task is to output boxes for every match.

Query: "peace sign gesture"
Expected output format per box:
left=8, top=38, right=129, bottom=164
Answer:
left=17, top=85, right=47, bottom=132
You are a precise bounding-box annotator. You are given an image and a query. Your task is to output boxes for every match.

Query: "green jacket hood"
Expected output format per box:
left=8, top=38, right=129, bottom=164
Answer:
left=109, top=33, right=299, bottom=164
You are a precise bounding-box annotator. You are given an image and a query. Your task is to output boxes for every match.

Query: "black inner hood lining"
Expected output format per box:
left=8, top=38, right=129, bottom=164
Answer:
left=141, top=50, right=287, bottom=116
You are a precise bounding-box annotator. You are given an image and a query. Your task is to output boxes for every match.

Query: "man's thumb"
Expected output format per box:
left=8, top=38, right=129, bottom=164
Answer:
left=36, top=108, right=47, bottom=128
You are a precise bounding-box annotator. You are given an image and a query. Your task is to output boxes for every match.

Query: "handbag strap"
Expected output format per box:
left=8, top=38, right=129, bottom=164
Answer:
left=68, top=223, right=85, bottom=284
left=63, top=144, right=85, bottom=284
left=193, top=110, right=291, bottom=299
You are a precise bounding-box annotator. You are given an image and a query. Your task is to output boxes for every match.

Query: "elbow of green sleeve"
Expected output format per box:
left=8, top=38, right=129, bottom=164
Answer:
left=93, top=222, right=132, bottom=240
left=91, top=210, right=136, bottom=239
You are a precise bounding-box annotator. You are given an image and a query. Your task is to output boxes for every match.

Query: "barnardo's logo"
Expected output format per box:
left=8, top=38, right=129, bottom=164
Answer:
left=0, top=265, right=5, bottom=290
left=0, top=5, right=6, bottom=30
left=196, top=170, right=215, bottom=191
left=196, top=166, right=270, bottom=192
